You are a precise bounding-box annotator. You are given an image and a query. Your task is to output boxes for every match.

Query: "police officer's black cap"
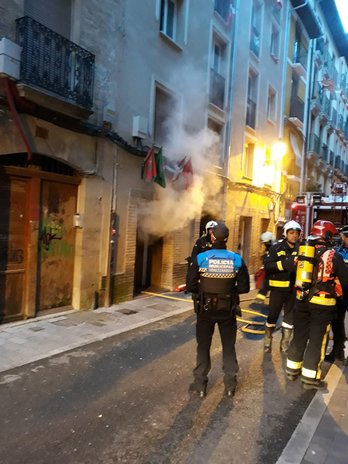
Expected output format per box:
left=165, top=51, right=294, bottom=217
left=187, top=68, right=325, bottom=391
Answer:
left=341, top=225, right=348, bottom=236
left=212, top=223, right=229, bottom=242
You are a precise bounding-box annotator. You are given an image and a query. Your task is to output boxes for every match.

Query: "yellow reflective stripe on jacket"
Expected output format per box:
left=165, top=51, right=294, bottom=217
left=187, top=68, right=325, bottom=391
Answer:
left=286, top=359, right=302, bottom=370
left=277, top=251, right=286, bottom=256
left=296, top=294, right=336, bottom=306
left=269, top=280, right=290, bottom=287
left=276, top=261, right=284, bottom=271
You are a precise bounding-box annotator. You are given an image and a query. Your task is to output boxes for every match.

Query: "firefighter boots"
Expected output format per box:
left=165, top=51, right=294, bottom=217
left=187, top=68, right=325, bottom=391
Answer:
left=302, top=378, right=327, bottom=390
left=280, top=328, right=293, bottom=353
left=325, top=346, right=345, bottom=363
left=264, top=326, right=275, bottom=353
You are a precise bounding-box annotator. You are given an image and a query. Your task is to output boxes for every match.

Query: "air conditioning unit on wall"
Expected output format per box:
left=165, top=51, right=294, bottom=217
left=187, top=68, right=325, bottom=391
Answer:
left=132, top=115, right=148, bottom=139
left=0, top=38, right=22, bottom=80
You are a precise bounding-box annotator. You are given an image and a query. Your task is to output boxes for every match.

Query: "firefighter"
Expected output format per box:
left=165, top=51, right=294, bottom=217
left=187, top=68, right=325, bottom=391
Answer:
left=255, top=231, right=276, bottom=302
left=286, top=220, right=348, bottom=389
left=263, top=220, right=301, bottom=353
left=190, top=220, right=218, bottom=262
left=325, top=224, right=348, bottom=362
left=186, top=222, right=250, bottom=398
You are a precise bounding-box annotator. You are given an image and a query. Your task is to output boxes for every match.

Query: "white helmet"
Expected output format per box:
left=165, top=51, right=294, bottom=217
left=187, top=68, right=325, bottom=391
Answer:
left=205, top=220, right=218, bottom=232
left=260, top=231, right=275, bottom=243
left=283, top=220, right=302, bottom=235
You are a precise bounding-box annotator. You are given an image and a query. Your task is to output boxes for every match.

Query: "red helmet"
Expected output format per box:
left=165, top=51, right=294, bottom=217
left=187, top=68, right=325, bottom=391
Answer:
left=310, top=220, right=338, bottom=241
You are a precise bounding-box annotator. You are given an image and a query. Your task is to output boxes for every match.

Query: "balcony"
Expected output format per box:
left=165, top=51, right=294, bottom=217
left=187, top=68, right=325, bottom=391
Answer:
left=246, top=98, right=256, bottom=129
left=288, top=95, right=304, bottom=129
left=337, top=114, right=344, bottom=137
left=335, top=155, right=341, bottom=170
left=308, top=133, right=320, bottom=155
left=329, top=150, right=335, bottom=167
left=15, top=16, right=95, bottom=119
left=319, top=143, right=328, bottom=162
left=250, top=27, right=260, bottom=57
left=291, top=42, right=307, bottom=77
left=214, top=0, right=232, bottom=23
left=209, top=68, right=225, bottom=109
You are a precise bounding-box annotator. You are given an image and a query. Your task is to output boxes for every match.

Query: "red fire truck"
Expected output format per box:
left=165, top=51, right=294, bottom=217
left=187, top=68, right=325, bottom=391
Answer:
left=290, top=184, right=348, bottom=236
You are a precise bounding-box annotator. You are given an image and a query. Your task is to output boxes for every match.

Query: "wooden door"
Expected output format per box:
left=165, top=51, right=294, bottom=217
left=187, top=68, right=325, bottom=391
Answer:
left=38, top=181, right=77, bottom=310
left=0, top=175, right=28, bottom=321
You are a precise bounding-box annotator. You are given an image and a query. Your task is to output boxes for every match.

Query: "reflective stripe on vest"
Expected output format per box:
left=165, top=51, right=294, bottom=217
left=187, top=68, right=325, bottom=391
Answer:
left=269, top=280, right=290, bottom=287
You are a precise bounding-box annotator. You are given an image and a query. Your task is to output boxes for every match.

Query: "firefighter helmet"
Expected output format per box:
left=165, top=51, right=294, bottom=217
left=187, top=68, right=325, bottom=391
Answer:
left=260, top=231, right=275, bottom=243
left=205, top=220, right=218, bottom=232
left=310, top=220, right=338, bottom=241
left=283, top=220, right=302, bottom=235
left=212, top=223, right=229, bottom=242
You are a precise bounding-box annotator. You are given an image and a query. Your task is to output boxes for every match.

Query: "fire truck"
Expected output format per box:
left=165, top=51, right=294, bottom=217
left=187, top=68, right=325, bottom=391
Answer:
left=290, top=183, right=348, bottom=236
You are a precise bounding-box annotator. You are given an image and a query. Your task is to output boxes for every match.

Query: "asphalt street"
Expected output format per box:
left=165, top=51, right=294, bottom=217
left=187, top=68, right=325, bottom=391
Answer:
left=0, top=306, right=318, bottom=464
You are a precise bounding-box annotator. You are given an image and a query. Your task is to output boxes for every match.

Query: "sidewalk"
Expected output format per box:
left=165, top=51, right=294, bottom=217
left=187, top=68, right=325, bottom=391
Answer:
left=0, top=289, right=347, bottom=463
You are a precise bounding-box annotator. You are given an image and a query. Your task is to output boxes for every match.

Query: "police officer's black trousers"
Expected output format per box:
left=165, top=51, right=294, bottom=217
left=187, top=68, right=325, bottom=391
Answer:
left=267, top=290, right=295, bottom=327
left=331, top=296, right=348, bottom=352
left=193, top=309, right=238, bottom=389
left=287, top=301, right=334, bottom=380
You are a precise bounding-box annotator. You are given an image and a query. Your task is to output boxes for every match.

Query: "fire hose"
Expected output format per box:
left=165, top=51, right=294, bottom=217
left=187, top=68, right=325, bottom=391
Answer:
left=141, top=291, right=267, bottom=334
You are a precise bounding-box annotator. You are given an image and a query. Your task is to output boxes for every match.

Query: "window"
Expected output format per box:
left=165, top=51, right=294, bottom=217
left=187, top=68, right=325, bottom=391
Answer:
left=267, top=86, right=276, bottom=122
left=209, top=36, right=227, bottom=109
left=154, top=85, right=177, bottom=146
left=250, top=1, right=262, bottom=57
left=270, top=24, right=280, bottom=60
left=24, top=0, right=72, bottom=38
left=243, top=142, right=255, bottom=178
left=246, top=70, right=258, bottom=128
left=160, top=0, right=177, bottom=40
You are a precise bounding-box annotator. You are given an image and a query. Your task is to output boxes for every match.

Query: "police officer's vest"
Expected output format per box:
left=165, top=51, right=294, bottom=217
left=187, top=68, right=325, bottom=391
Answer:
left=197, top=249, right=242, bottom=295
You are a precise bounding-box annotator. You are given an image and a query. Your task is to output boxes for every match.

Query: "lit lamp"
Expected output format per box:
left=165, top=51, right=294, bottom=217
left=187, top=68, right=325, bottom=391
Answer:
left=73, top=213, right=83, bottom=228
left=271, top=141, right=287, bottom=162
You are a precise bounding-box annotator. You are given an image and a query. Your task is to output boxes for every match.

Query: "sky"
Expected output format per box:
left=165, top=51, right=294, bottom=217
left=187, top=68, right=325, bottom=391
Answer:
left=335, top=0, right=348, bottom=32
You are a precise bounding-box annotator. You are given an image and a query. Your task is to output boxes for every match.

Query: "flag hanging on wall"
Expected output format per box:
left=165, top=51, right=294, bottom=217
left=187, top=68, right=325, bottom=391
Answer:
left=154, top=147, right=166, bottom=188
left=142, top=146, right=157, bottom=182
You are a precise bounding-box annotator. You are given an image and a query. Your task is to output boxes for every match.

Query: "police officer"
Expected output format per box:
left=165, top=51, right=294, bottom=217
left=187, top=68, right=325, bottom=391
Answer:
left=325, top=224, right=348, bottom=362
left=186, top=222, right=250, bottom=398
left=190, top=220, right=218, bottom=262
left=255, top=231, right=276, bottom=302
left=286, top=220, right=348, bottom=389
left=263, top=221, right=301, bottom=353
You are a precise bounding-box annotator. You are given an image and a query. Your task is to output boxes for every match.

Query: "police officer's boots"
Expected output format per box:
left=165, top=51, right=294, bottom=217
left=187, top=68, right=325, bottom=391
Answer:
left=264, top=326, right=274, bottom=353
left=280, top=328, right=293, bottom=354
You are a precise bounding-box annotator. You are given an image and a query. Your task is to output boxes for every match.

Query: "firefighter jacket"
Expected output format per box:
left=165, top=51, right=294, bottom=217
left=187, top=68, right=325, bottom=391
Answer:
left=190, top=234, right=213, bottom=262
left=304, top=244, right=348, bottom=305
left=186, top=244, right=250, bottom=309
left=264, top=240, right=298, bottom=292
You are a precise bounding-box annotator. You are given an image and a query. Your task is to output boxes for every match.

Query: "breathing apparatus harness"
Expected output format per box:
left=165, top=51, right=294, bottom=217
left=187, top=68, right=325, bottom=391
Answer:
left=295, top=240, right=341, bottom=303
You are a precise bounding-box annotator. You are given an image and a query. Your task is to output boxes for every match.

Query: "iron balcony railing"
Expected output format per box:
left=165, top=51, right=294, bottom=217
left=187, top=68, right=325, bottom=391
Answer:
left=289, top=95, right=304, bottom=121
left=246, top=98, right=256, bottom=129
left=335, top=155, right=341, bottom=169
left=331, top=108, right=337, bottom=127
left=16, top=16, right=95, bottom=110
left=250, top=26, right=260, bottom=56
left=214, top=0, right=231, bottom=21
left=209, top=68, right=225, bottom=109
left=308, top=133, right=320, bottom=154
left=337, top=115, right=344, bottom=132
left=320, top=143, right=328, bottom=161
left=293, top=41, right=307, bottom=69
left=329, top=150, right=335, bottom=166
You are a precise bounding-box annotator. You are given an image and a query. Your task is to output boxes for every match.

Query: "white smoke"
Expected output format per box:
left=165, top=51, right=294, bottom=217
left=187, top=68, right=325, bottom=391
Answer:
left=139, top=64, right=224, bottom=237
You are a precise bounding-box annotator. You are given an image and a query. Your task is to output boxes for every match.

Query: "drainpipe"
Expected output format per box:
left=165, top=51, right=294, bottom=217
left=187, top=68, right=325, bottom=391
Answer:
left=221, top=0, right=239, bottom=221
